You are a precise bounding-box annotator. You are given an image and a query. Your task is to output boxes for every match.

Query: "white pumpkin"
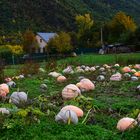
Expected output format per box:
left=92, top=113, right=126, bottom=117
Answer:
left=0, top=108, right=10, bottom=115
left=62, top=84, right=81, bottom=100
left=96, top=75, right=105, bottom=81
left=7, top=81, right=16, bottom=88
left=131, top=76, right=138, bottom=81
left=48, top=72, right=62, bottom=78
left=55, top=110, right=78, bottom=124
left=10, top=92, right=27, bottom=106
left=63, top=66, right=74, bottom=74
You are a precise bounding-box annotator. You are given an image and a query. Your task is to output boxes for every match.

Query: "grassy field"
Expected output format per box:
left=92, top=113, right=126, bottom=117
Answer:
left=1, top=53, right=140, bottom=140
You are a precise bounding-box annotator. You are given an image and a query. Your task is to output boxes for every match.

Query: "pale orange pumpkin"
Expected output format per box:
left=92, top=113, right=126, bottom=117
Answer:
left=61, top=105, right=83, bottom=117
left=122, top=67, right=131, bottom=73
left=0, top=84, right=9, bottom=97
left=117, top=117, right=137, bottom=132
left=134, top=71, right=140, bottom=77
left=62, top=84, right=81, bottom=100
left=57, top=76, right=67, bottom=83
left=134, top=64, right=140, bottom=70
left=76, top=78, right=95, bottom=92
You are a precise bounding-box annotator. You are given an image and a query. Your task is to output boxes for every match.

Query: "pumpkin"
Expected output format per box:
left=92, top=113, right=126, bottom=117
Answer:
left=10, top=91, right=27, bottom=106
left=62, top=84, right=81, bottom=100
left=134, top=71, right=140, bottom=77
left=99, top=67, right=105, bottom=72
left=137, top=113, right=140, bottom=122
left=55, top=110, right=78, bottom=124
left=7, top=81, right=16, bottom=88
left=131, top=69, right=137, bottom=73
left=123, top=73, right=131, bottom=78
left=122, top=67, right=131, bottom=73
left=90, top=67, right=96, bottom=72
left=134, top=64, right=140, bottom=70
left=117, top=117, right=137, bottom=132
left=40, top=84, right=47, bottom=93
left=61, top=105, right=83, bottom=117
left=18, top=75, right=24, bottom=79
left=63, top=66, right=74, bottom=74
left=114, top=64, right=120, bottom=67
left=96, top=75, right=105, bottom=81
left=0, top=108, right=10, bottom=115
left=57, top=76, right=67, bottom=83
left=131, top=76, right=138, bottom=81
left=48, top=72, right=62, bottom=78
left=110, top=73, right=122, bottom=81
left=0, top=84, right=9, bottom=97
left=76, top=78, right=95, bottom=92
left=5, top=77, right=12, bottom=82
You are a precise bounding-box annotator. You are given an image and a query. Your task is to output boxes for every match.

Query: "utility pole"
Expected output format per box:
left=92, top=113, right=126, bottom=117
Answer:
left=101, top=27, right=104, bottom=49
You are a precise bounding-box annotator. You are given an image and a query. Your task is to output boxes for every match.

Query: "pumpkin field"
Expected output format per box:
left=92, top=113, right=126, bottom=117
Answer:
left=0, top=53, right=140, bottom=140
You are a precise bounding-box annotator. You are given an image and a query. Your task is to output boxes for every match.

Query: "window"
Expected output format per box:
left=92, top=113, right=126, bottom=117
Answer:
left=40, top=39, right=42, bottom=43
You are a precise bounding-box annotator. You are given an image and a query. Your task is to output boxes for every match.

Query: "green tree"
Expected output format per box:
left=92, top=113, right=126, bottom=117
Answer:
left=47, top=32, right=72, bottom=54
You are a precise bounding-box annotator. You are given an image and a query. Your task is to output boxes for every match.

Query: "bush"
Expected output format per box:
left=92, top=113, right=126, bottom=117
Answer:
left=19, top=61, right=40, bottom=76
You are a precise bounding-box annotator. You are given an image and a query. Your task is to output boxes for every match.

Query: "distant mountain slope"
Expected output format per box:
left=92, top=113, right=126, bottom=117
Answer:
left=0, top=0, right=140, bottom=34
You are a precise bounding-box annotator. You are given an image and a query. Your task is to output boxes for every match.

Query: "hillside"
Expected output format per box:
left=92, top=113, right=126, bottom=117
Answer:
left=0, top=0, right=140, bottom=34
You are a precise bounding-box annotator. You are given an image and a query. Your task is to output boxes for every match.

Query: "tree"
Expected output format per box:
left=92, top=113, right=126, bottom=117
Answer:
left=75, top=13, right=95, bottom=48
left=75, top=13, right=94, bottom=38
left=23, top=30, right=38, bottom=53
left=47, top=32, right=72, bottom=54
left=105, top=12, right=137, bottom=43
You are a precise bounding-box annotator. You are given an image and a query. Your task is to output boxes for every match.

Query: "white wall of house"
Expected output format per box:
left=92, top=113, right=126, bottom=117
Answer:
left=36, top=35, right=47, bottom=53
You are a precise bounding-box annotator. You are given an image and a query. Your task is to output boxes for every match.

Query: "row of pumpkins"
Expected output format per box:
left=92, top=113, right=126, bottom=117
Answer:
left=48, top=64, right=140, bottom=132
left=0, top=64, right=140, bottom=132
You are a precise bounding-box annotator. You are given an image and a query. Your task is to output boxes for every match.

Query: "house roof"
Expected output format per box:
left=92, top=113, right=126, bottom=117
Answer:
left=37, top=32, right=56, bottom=42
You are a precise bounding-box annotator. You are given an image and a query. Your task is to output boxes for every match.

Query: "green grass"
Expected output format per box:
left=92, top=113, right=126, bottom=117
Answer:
left=1, top=53, right=140, bottom=140
left=57, top=53, right=140, bottom=65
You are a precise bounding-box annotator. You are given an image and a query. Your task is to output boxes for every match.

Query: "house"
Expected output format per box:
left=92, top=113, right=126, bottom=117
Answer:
left=36, top=32, right=56, bottom=53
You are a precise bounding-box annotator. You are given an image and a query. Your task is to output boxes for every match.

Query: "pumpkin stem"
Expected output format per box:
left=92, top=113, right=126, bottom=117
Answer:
left=82, top=109, right=92, bottom=124
left=67, top=110, right=71, bottom=125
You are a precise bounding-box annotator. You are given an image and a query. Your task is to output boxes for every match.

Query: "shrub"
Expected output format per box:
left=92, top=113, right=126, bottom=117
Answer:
left=19, top=61, right=40, bottom=76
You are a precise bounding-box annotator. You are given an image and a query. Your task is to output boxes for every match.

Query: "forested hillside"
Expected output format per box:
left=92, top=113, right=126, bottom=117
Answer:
left=0, top=0, right=140, bottom=34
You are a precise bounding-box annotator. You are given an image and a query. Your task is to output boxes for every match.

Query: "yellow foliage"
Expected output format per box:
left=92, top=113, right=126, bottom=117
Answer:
left=111, top=12, right=136, bottom=32
left=8, top=45, right=23, bottom=55
left=76, top=13, right=94, bottom=37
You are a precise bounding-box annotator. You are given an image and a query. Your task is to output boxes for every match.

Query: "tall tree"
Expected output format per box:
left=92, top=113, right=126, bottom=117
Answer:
left=105, top=12, right=137, bottom=43
left=23, top=30, right=37, bottom=53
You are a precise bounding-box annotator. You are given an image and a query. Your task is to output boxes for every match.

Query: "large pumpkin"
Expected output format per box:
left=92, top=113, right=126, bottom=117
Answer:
left=61, top=105, right=83, bottom=117
left=10, top=92, right=28, bottom=106
left=122, top=67, right=131, bottom=73
left=117, top=117, right=137, bottom=132
left=110, top=73, right=122, bottom=81
left=55, top=110, right=78, bottom=124
left=76, top=78, right=95, bottom=92
left=62, top=84, right=81, bottom=100
left=0, top=84, right=9, bottom=97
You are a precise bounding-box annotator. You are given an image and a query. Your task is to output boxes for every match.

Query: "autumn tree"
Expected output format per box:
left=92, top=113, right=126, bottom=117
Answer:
left=47, top=32, right=72, bottom=54
left=23, top=30, right=38, bottom=53
left=75, top=13, right=97, bottom=48
left=104, top=12, right=137, bottom=43
left=76, top=13, right=94, bottom=38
